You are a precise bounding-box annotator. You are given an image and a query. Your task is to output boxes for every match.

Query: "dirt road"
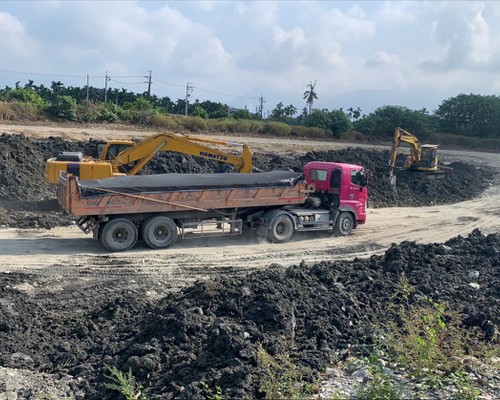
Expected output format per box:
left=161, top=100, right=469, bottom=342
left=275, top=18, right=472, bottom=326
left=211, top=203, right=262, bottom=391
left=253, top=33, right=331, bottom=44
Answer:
left=0, top=122, right=499, bottom=297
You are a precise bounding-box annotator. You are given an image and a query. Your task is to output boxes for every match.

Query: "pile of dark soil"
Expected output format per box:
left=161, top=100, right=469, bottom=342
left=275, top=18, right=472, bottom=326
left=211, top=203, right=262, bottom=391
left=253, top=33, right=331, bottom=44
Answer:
left=0, top=133, right=495, bottom=228
left=0, top=230, right=497, bottom=399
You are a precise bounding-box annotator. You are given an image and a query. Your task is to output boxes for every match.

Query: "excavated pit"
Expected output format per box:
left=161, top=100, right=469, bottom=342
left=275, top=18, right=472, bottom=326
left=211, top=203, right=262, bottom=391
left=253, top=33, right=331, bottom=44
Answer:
left=0, top=132, right=498, bottom=399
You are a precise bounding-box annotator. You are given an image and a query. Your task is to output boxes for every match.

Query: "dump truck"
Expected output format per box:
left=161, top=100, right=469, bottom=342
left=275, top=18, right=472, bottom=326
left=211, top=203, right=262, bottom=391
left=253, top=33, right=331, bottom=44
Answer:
left=57, top=161, right=368, bottom=252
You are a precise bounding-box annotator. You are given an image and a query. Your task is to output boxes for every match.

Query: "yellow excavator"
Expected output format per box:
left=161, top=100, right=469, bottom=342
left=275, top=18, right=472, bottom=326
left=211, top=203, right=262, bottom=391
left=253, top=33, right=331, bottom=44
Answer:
left=44, top=132, right=253, bottom=184
left=388, top=127, right=444, bottom=187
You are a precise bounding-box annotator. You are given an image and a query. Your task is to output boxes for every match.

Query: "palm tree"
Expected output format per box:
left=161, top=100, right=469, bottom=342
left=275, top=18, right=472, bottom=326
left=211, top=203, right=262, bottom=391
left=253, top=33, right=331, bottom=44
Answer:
left=303, top=81, right=318, bottom=115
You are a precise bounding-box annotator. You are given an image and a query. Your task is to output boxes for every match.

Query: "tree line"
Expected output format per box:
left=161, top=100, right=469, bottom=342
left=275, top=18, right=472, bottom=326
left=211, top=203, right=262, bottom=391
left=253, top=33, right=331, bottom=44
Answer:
left=1, top=80, right=499, bottom=143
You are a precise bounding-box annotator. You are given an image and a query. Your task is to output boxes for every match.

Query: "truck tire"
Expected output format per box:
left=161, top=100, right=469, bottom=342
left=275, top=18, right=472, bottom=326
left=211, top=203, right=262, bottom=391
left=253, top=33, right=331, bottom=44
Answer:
left=142, top=216, right=178, bottom=249
left=100, top=218, right=138, bottom=252
left=269, top=214, right=294, bottom=243
left=335, top=212, right=354, bottom=236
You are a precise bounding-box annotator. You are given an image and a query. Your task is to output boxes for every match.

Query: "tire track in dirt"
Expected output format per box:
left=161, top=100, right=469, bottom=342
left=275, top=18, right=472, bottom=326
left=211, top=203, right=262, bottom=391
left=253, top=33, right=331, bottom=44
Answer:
left=0, top=181, right=498, bottom=300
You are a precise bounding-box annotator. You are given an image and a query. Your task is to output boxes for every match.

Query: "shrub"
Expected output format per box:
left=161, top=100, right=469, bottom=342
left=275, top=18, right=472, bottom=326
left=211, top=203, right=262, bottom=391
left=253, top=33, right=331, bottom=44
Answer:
left=262, top=121, right=292, bottom=137
left=179, top=116, right=208, bottom=132
left=206, top=118, right=229, bottom=133
left=9, top=101, right=40, bottom=121
left=0, top=102, right=14, bottom=121
left=151, top=113, right=181, bottom=130
left=46, top=95, right=77, bottom=121
left=291, top=126, right=328, bottom=139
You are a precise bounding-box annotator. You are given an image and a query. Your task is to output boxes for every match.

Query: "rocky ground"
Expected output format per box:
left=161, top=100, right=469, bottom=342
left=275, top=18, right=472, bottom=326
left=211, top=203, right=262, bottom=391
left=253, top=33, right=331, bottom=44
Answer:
left=0, top=131, right=498, bottom=399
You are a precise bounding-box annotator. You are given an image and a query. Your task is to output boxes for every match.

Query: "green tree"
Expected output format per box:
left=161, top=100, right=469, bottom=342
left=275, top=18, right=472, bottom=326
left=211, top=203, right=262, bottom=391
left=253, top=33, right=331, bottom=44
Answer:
left=354, top=105, right=437, bottom=140
left=47, top=95, right=77, bottom=120
left=303, top=81, right=318, bottom=115
left=270, top=102, right=286, bottom=121
left=434, top=93, right=500, bottom=138
left=192, top=105, right=209, bottom=119
left=270, top=102, right=297, bottom=122
left=5, top=87, right=46, bottom=108
left=303, top=108, right=352, bottom=138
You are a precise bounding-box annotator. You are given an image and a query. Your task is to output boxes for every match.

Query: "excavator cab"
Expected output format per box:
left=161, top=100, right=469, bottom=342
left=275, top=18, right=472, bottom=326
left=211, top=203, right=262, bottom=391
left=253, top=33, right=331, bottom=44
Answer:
left=418, top=144, right=439, bottom=171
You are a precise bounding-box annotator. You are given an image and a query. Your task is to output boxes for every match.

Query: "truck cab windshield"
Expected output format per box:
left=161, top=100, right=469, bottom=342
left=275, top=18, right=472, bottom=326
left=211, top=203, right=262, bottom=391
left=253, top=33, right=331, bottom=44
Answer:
left=351, top=170, right=366, bottom=187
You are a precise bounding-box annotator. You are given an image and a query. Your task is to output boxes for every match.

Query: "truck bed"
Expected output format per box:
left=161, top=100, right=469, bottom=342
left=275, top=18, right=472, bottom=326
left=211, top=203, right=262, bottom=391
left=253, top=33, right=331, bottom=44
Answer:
left=58, top=171, right=310, bottom=217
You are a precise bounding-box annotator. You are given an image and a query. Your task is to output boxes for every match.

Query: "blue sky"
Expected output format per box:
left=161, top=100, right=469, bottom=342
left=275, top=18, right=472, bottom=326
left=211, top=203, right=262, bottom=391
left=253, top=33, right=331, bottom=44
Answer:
left=1, top=1, right=500, bottom=116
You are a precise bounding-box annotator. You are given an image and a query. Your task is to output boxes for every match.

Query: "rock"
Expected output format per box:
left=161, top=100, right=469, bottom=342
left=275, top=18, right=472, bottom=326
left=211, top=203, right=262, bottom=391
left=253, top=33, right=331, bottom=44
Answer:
left=468, top=270, right=480, bottom=279
left=351, top=367, right=370, bottom=379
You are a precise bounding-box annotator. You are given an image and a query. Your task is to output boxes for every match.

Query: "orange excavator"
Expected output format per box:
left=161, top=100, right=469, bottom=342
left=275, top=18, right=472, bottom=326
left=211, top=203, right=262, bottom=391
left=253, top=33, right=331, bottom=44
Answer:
left=44, top=132, right=253, bottom=184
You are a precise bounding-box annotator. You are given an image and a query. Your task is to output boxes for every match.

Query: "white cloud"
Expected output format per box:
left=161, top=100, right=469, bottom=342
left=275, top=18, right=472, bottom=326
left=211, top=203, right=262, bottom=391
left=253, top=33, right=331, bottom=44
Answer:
left=365, top=51, right=401, bottom=67
left=0, top=12, right=36, bottom=58
left=320, top=6, right=375, bottom=42
left=468, top=4, right=492, bottom=64
left=273, top=27, right=306, bottom=50
left=1, top=1, right=500, bottom=114
left=233, top=1, right=278, bottom=27
left=421, top=1, right=500, bottom=71
left=183, top=37, right=232, bottom=75
left=376, top=1, right=417, bottom=22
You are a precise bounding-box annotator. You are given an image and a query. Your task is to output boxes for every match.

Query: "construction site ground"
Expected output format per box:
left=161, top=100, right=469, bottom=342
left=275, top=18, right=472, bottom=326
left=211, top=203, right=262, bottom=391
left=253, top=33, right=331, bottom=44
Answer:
left=0, top=123, right=498, bottom=399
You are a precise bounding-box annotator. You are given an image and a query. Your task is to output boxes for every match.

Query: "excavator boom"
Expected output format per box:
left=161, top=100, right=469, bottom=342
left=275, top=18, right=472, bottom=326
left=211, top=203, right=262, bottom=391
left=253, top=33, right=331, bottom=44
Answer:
left=44, top=132, right=253, bottom=184
left=115, top=133, right=252, bottom=175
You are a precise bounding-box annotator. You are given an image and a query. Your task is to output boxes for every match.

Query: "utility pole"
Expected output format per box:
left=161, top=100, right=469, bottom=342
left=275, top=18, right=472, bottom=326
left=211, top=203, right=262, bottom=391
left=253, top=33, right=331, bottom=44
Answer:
left=104, top=71, right=110, bottom=103
left=145, top=70, right=152, bottom=99
left=185, top=82, right=193, bottom=116
left=259, top=95, right=265, bottom=119
left=86, top=73, right=89, bottom=105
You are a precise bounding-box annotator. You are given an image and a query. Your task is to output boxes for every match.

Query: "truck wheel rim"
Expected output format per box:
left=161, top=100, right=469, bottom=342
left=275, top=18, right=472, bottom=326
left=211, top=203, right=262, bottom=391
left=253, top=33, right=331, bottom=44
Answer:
left=154, top=226, right=167, bottom=240
left=341, top=219, right=351, bottom=232
left=112, top=228, right=129, bottom=243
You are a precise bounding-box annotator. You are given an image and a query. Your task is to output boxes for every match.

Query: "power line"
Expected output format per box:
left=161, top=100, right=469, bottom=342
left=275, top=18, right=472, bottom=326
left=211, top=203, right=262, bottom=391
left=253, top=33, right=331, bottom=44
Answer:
left=0, top=67, right=262, bottom=104
left=109, top=79, right=146, bottom=85
left=194, top=85, right=259, bottom=100
left=152, top=77, right=186, bottom=88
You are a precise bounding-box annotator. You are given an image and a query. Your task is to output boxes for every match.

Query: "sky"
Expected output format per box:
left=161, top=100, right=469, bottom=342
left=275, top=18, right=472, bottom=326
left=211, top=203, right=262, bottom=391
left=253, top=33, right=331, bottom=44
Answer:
left=1, top=0, right=500, bottom=117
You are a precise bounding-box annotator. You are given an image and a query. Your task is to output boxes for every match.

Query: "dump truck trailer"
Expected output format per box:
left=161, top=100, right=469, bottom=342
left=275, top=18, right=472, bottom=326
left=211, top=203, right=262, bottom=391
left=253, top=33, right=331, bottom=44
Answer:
left=58, top=161, right=368, bottom=252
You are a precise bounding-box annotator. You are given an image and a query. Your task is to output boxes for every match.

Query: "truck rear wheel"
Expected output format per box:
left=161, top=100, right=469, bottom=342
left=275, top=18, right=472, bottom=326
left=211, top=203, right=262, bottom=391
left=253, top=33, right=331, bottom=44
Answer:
left=269, top=214, right=294, bottom=243
left=335, top=212, right=354, bottom=236
left=100, top=218, right=138, bottom=252
left=142, top=216, right=178, bottom=249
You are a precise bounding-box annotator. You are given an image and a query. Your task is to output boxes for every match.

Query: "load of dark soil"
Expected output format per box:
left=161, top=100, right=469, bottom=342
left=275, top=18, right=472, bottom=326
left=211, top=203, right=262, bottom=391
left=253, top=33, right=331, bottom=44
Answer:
left=0, top=229, right=497, bottom=399
left=0, top=133, right=495, bottom=228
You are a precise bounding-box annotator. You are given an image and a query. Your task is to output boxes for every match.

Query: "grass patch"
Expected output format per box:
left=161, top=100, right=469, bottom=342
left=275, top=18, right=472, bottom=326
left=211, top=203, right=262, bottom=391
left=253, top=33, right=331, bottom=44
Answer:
left=376, top=274, right=496, bottom=395
left=257, top=343, right=317, bottom=400
left=104, top=364, right=147, bottom=400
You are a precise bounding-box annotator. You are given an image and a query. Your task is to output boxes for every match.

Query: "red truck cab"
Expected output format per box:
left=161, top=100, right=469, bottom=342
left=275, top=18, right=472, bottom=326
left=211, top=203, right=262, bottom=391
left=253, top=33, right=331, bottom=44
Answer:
left=303, top=161, right=368, bottom=227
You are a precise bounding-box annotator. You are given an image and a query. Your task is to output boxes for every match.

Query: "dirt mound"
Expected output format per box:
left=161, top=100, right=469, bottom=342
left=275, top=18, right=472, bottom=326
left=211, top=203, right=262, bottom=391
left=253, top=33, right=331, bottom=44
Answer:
left=0, top=230, right=497, bottom=399
left=0, top=133, right=495, bottom=229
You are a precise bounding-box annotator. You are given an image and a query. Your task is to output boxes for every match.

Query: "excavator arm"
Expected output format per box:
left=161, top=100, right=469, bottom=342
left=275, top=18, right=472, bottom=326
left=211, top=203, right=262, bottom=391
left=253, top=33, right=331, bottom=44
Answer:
left=389, top=127, right=421, bottom=172
left=113, top=133, right=253, bottom=175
